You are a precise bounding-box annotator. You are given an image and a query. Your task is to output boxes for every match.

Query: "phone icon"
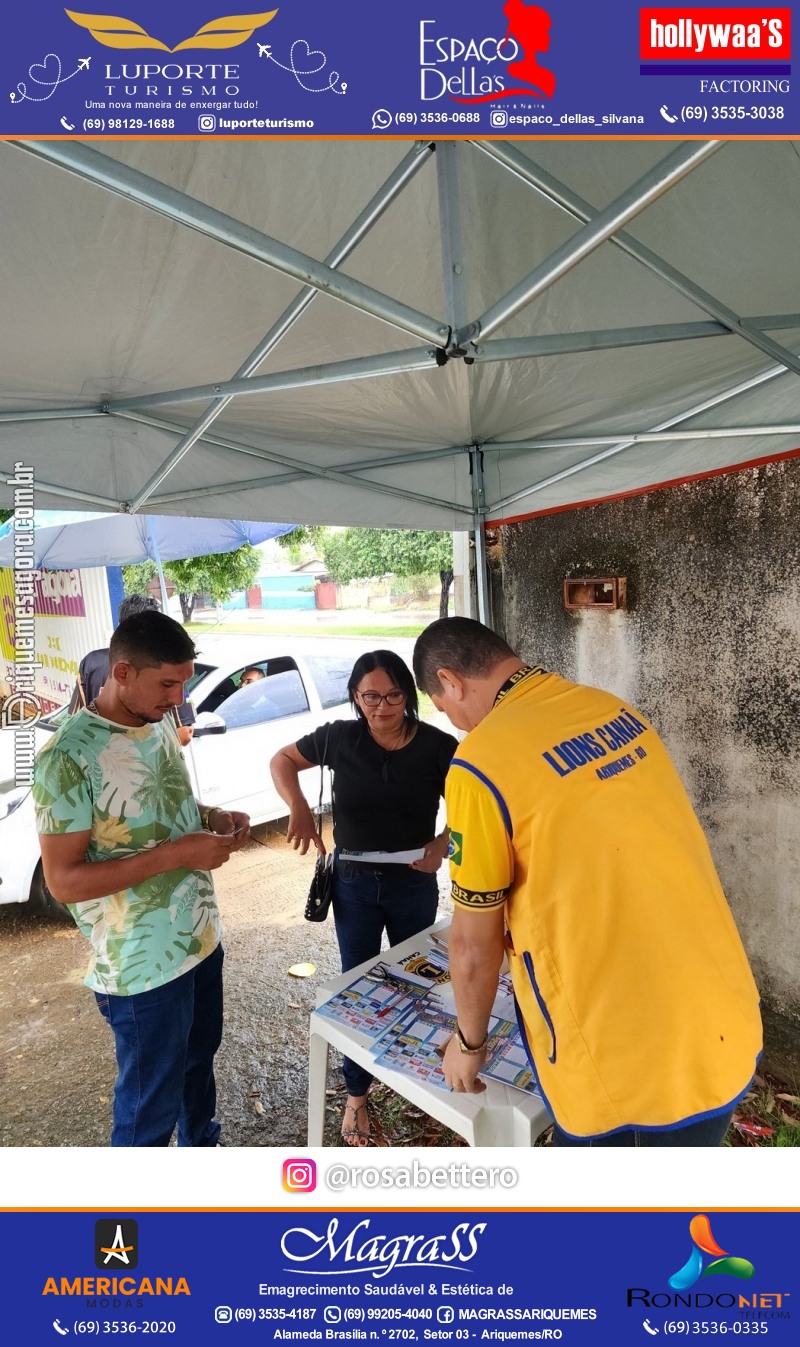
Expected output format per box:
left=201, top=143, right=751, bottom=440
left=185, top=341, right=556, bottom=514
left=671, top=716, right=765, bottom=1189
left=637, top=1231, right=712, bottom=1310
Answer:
left=659, top=105, right=678, bottom=124
left=643, top=1320, right=659, bottom=1337
left=53, top=1321, right=70, bottom=1336
left=60, top=117, right=76, bottom=131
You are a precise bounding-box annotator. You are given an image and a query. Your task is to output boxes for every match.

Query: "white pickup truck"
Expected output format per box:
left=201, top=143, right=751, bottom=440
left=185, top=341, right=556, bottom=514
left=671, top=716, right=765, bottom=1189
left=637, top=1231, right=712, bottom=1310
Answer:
left=0, top=641, right=355, bottom=916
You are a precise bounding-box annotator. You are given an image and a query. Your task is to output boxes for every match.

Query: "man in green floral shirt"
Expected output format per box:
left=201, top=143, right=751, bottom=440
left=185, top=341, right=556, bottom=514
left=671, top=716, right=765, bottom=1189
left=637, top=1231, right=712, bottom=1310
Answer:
left=33, top=610, right=250, bottom=1147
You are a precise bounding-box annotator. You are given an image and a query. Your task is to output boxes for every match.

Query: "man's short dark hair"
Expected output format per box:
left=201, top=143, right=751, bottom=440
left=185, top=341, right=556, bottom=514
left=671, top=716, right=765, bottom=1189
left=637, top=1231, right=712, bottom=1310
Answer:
left=109, top=611, right=196, bottom=670
left=413, top=617, right=517, bottom=695
left=118, top=593, right=159, bottom=623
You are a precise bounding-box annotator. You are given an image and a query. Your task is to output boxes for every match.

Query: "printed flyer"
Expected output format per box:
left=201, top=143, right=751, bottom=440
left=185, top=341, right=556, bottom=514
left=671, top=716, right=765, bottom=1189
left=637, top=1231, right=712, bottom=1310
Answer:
left=1, top=0, right=799, bottom=1341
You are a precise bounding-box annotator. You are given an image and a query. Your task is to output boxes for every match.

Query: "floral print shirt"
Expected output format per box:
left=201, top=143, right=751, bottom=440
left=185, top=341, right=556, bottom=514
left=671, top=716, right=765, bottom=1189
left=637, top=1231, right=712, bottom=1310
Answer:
left=33, top=709, right=221, bottom=995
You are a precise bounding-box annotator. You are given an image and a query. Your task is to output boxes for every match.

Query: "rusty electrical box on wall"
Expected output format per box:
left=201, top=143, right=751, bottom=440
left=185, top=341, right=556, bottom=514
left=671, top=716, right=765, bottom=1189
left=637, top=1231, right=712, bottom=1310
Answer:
left=563, top=577, right=627, bottom=610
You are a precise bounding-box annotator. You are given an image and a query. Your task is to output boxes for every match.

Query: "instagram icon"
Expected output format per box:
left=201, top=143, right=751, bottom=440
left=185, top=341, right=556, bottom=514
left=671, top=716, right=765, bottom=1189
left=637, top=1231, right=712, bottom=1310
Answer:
left=283, top=1159, right=317, bottom=1192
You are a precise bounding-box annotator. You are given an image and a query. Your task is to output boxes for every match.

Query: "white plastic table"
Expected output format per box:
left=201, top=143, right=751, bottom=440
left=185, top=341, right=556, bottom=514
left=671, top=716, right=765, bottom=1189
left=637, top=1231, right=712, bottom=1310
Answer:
left=307, top=920, right=552, bottom=1147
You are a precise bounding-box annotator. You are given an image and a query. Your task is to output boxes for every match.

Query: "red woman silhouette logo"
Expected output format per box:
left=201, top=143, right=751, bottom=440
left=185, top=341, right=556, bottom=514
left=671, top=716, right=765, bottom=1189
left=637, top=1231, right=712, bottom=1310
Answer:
left=448, top=1, right=556, bottom=105
left=503, top=0, right=556, bottom=99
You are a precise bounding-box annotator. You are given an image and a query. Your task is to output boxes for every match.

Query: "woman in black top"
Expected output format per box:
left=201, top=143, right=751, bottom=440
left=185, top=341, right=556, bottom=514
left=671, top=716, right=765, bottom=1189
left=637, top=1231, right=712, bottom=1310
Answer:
left=270, top=650, right=457, bottom=1146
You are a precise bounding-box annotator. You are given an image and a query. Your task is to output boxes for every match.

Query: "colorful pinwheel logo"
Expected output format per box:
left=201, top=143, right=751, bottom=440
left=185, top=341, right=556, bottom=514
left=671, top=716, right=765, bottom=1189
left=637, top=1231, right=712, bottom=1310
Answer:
left=669, top=1215, right=755, bottom=1291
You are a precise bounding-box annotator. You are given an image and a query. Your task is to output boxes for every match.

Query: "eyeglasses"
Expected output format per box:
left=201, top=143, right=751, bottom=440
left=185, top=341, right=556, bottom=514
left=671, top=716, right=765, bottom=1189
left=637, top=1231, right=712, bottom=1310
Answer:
left=358, top=689, right=406, bottom=707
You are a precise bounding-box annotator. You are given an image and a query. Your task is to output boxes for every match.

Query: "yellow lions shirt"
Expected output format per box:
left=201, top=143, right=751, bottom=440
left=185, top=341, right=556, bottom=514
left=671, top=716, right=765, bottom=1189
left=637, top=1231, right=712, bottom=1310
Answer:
left=446, top=667, right=762, bottom=1140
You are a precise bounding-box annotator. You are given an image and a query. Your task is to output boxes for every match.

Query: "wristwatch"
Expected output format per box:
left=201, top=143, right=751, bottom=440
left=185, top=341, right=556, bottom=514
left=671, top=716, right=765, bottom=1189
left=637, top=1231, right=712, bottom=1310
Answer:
left=455, top=1022, right=488, bottom=1055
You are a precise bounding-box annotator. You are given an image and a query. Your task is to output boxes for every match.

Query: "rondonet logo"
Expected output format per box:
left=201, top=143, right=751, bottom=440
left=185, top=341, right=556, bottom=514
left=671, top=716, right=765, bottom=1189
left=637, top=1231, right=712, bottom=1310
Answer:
left=669, top=1214, right=754, bottom=1290
left=625, top=1215, right=781, bottom=1313
left=65, top=8, right=278, bottom=51
left=640, top=8, right=791, bottom=60
left=281, top=1217, right=487, bottom=1279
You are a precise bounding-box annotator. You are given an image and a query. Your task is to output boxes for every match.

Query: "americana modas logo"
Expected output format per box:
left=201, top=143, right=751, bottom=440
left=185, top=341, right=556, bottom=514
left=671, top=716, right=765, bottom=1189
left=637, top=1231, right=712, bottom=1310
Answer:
left=669, top=1214, right=754, bottom=1290
left=65, top=8, right=277, bottom=51
left=95, top=1219, right=139, bottom=1270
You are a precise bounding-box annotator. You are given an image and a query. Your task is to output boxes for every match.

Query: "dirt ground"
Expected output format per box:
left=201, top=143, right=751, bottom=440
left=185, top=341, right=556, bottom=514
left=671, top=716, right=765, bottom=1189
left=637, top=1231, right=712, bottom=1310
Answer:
left=0, top=821, right=453, bottom=1148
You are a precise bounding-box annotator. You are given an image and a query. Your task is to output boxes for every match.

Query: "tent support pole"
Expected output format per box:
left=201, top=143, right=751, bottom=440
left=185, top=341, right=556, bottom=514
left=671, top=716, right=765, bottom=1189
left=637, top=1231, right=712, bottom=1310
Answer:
left=473, top=139, right=800, bottom=377
left=111, top=348, right=440, bottom=416
left=145, top=520, right=170, bottom=612
left=469, top=447, right=491, bottom=627
left=459, top=141, right=721, bottom=345
left=436, top=143, right=469, bottom=335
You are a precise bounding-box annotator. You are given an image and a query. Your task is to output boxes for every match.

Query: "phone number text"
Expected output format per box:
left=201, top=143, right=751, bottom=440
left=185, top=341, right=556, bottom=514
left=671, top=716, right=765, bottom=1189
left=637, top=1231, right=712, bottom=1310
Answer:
left=70, top=1323, right=176, bottom=1334
left=677, top=106, right=784, bottom=122
left=83, top=119, right=176, bottom=130
left=663, top=1323, right=769, bottom=1335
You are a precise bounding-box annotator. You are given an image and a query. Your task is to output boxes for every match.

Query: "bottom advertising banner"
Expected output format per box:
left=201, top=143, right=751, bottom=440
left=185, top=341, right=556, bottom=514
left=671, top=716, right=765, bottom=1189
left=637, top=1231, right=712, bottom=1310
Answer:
left=0, top=1210, right=795, bottom=1346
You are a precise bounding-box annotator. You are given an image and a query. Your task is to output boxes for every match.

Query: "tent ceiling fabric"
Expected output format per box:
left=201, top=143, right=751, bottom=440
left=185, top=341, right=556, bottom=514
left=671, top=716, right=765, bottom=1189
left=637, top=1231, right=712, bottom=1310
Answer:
left=2, top=137, right=800, bottom=531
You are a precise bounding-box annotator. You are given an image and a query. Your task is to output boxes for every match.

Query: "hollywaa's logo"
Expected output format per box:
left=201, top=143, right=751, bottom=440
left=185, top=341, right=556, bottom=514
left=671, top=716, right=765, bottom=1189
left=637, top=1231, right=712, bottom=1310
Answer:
left=669, top=1214, right=755, bottom=1290
left=420, top=1, right=556, bottom=104
left=65, top=7, right=278, bottom=51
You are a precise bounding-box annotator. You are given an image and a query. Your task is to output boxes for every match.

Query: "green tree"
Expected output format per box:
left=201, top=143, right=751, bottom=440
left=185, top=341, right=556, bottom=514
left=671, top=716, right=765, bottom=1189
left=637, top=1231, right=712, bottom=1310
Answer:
left=122, top=559, right=157, bottom=595
left=0, top=509, right=12, bottom=526
left=123, top=544, right=262, bottom=622
left=276, top=524, right=325, bottom=566
left=320, top=529, right=453, bottom=618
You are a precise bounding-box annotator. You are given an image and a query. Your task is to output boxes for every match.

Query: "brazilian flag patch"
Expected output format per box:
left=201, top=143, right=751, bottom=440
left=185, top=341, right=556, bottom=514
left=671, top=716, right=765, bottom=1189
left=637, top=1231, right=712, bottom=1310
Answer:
left=448, top=831, right=463, bottom=866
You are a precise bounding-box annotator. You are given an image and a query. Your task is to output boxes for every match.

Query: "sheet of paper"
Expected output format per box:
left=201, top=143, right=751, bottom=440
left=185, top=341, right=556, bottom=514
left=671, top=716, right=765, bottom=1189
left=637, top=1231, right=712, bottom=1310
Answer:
left=338, top=848, right=425, bottom=864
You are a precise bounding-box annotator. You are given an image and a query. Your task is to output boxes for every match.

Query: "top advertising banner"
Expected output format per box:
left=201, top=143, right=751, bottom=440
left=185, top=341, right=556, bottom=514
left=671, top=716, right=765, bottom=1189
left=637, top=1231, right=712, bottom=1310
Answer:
left=0, top=0, right=798, bottom=139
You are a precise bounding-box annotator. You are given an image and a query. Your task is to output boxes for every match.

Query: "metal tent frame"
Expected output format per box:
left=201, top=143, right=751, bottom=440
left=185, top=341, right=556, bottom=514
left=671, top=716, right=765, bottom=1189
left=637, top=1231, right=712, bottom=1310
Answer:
left=3, top=137, right=800, bottom=620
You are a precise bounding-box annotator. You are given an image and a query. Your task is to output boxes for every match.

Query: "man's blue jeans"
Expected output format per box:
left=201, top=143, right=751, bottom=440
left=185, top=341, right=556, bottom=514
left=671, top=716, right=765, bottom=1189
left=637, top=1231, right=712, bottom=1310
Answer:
left=333, top=857, right=439, bottom=1097
left=551, top=1109, right=733, bottom=1147
left=95, top=944, right=224, bottom=1147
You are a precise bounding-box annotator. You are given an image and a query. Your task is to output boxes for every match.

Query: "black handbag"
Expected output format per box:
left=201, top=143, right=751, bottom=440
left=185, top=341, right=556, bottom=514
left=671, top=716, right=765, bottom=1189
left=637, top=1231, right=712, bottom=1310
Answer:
left=304, top=726, right=335, bottom=923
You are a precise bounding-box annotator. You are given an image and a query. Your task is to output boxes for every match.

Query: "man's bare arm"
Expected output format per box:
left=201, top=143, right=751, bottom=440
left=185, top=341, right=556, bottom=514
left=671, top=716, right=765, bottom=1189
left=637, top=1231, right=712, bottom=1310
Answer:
left=39, top=828, right=237, bottom=905
left=442, top=903, right=506, bottom=1093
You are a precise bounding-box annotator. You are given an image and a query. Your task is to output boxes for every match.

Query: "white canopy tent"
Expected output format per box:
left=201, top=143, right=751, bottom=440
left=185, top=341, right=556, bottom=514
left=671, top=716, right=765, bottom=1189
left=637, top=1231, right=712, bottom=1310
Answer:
left=2, top=136, right=800, bottom=618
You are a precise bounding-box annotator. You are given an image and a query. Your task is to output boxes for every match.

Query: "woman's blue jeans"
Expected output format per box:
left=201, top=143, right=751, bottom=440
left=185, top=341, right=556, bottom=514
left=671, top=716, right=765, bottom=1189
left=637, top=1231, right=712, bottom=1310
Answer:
left=333, top=857, right=439, bottom=1097
left=94, top=943, right=224, bottom=1147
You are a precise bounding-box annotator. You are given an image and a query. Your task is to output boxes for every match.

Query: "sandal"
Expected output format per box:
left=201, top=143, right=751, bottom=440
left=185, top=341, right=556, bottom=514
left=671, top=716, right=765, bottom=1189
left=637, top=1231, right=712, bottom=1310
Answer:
left=341, top=1097, right=371, bottom=1147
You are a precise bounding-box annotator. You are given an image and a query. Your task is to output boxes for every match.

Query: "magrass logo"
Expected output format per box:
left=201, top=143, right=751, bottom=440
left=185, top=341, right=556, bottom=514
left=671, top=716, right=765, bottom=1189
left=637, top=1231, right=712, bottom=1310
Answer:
left=669, top=1214, right=755, bottom=1290
left=96, top=1219, right=138, bottom=1270
left=65, top=7, right=278, bottom=52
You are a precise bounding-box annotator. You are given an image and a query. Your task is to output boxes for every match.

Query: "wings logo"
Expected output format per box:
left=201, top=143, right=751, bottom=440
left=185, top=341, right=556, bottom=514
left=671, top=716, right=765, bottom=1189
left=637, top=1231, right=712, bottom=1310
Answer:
left=669, top=1215, right=755, bottom=1290
left=64, top=8, right=278, bottom=52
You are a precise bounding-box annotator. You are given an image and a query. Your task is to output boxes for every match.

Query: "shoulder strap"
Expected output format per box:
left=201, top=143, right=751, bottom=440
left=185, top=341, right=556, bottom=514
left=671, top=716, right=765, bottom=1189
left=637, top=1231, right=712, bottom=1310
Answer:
left=316, top=722, right=334, bottom=826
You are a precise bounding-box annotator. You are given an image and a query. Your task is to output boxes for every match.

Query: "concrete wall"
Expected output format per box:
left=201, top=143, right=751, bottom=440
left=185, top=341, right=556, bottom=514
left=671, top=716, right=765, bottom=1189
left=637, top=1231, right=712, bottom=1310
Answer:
left=491, top=458, right=800, bottom=1055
